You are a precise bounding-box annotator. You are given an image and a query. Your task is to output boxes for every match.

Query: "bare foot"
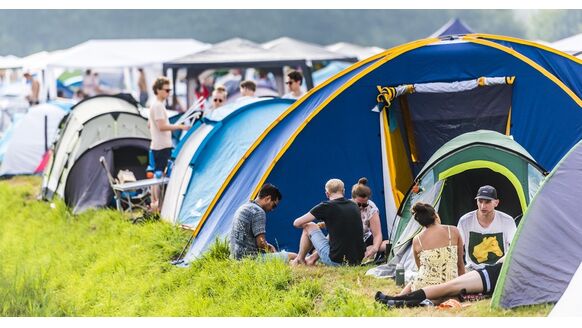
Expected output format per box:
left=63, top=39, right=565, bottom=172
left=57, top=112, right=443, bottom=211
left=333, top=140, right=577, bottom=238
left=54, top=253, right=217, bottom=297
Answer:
left=290, top=258, right=306, bottom=266
left=305, top=255, right=319, bottom=266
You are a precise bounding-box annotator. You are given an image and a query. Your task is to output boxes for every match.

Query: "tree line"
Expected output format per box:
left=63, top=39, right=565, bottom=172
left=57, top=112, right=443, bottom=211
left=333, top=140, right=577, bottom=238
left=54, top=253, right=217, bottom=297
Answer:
left=0, top=9, right=580, bottom=57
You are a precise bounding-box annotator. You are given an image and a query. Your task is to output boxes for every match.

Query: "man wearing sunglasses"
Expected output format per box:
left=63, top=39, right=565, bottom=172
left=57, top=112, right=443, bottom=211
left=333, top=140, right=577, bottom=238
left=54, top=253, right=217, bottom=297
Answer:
left=291, top=179, right=365, bottom=266
left=282, top=70, right=305, bottom=100
left=230, top=183, right=297, bottom=263
left=148, top=76, right=190, bottom=211
left=204, top=87, right=228, bottom=119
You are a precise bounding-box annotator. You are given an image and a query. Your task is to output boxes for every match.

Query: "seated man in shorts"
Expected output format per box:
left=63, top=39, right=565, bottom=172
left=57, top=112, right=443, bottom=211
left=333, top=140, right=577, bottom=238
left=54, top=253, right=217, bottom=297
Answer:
left=291, top=178, right=365, bottom=266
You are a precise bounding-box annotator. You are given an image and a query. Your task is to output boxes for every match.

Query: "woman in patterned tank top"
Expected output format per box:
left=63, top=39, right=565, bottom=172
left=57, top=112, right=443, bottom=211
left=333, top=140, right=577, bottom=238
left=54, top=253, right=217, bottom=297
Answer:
left=398, top=202, right=465, bottom=295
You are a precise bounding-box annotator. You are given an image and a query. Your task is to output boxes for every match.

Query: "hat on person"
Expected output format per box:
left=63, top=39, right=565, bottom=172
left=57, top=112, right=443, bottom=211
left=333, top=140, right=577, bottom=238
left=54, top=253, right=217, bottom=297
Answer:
left=475, top=185, right=497, bottom=200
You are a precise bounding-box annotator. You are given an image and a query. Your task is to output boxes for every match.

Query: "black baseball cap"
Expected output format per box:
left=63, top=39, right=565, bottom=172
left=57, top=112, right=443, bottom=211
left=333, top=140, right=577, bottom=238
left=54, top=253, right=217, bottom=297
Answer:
left=475, top=185, right=497, bottom=200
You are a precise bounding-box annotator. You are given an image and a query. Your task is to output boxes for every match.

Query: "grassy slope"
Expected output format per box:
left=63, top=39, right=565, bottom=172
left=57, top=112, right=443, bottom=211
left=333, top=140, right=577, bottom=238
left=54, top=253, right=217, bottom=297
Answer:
left=0, top=177, right=552, bottom=317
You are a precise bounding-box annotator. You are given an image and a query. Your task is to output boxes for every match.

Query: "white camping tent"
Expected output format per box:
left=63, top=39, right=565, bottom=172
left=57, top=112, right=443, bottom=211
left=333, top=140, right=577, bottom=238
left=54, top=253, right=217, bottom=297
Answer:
left=325, top=42, right=384, bottom=60
left=0, top=102, right=71, bottom=176
left=46, top=39, right=211, bottom=101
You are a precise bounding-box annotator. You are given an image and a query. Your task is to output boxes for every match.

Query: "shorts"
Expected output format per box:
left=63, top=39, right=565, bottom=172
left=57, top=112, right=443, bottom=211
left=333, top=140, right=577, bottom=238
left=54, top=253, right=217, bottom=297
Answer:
left=259, top=251, right=290, bottom=263
left=477, top=263, right=503, bottom=295
left=308, top=229, right=341, bottom=267
left=152, top=148, right=173, bottom=172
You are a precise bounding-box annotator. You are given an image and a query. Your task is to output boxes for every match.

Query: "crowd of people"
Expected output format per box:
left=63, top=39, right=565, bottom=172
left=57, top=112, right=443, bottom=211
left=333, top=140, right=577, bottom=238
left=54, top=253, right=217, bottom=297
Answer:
left=227, top=176, right=516, bottom=308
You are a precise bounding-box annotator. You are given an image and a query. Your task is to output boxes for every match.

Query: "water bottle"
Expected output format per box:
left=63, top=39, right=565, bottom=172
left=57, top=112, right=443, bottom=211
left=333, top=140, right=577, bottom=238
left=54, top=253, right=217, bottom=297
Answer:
left=395, top=263, right=405, bottom=287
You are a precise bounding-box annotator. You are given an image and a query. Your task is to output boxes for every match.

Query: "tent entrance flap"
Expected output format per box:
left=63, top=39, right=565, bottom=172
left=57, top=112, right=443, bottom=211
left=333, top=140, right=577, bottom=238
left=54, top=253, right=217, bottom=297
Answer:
left=437, top=168, right=522, bottom=226
left=113, top=147, right=149, bottom=180
left=378, top=77, right=514, bottom=177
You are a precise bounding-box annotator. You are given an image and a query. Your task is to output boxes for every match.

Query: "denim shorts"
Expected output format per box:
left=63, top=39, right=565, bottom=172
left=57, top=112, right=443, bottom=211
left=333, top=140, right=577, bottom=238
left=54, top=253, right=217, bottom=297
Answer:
left=309, top=229, right=341, bottom=267
left=259, top=251, right=289, bottom=263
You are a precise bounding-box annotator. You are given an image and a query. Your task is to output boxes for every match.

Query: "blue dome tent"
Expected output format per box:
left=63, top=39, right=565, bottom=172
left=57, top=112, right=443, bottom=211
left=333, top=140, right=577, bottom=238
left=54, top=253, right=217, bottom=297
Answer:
left=161, top=98, right=294, bottom=227
left=178, top=34, right=582, bottom=263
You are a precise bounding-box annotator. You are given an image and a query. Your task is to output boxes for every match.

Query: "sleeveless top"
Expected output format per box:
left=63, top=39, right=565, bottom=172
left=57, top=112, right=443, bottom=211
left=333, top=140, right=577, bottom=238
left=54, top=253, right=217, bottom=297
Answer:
left=411, top=226, right=459, bottom=291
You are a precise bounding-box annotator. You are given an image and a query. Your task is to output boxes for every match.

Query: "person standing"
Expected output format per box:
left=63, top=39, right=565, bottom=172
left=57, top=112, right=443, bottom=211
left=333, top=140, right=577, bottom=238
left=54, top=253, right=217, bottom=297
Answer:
left=23, top=72, right=40, bottom=106
left=82, top=69, right=96, bottom=97
left=137, top=68, right=149, bottom=107
left=238, top=80, right=256, bottom=100
left=282, top=70, right=305, bottom=100
left=457, top=185, right=516, bottom=271
left=148, top=76, right=190, bottom=211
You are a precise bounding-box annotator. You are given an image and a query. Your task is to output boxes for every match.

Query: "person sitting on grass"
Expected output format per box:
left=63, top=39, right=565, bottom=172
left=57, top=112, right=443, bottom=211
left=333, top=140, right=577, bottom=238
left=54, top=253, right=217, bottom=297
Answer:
left=229, top=183, right=297, bottom=263
left=375, top=259, right=504, bottom=308
left=291, top=178, right=365, bottom=266
left=351, top=177, right=390, bottom=262
left=397, top=202, right=465, bottom=295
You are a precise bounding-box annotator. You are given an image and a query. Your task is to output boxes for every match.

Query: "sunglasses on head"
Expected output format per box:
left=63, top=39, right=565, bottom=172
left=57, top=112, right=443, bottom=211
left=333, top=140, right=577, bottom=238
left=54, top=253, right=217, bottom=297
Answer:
left=213, top=98, right=224, bottom=103
left=357, top=202, right=369, bottom=208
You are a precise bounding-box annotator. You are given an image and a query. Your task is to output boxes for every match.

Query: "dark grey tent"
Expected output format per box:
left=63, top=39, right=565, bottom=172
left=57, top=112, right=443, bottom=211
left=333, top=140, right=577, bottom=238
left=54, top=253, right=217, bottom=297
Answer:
left=64, top=137, right=150, bottom=212
left=41, top=95, right=150, bottom=213
left=492, top=138, right=582, bottom=309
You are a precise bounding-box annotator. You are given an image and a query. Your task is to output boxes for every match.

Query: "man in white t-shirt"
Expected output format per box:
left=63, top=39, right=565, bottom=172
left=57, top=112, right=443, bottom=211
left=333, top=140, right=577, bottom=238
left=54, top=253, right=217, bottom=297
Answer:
left=148, top=76, right=190, bottom=211
left=282, top=70, right=305, bottom=100
left=457, top=185, right=516, bottom=271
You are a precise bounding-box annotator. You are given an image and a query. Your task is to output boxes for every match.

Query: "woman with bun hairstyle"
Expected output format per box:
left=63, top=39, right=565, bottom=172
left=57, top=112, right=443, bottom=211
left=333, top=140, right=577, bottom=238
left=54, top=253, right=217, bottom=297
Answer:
left=397, top=202, right=465, bottom=295
left=351, top=177, right=388, bottom=260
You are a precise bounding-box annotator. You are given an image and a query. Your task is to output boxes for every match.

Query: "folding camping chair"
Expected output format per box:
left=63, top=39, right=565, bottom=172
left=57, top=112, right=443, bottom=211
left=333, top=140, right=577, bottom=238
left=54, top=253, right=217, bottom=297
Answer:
left=99, top=156, right=150, bottom=212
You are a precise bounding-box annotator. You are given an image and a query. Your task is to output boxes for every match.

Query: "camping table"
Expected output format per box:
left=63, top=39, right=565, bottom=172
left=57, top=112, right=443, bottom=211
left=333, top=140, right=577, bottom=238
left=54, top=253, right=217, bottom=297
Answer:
left=111, top=177, right=169, bottom=211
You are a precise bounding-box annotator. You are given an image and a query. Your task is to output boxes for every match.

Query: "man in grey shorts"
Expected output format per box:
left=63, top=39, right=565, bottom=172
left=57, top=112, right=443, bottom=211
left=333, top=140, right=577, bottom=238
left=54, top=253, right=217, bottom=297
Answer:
left=291, top=178, right=365, bottom=266
left=229, top=183, right=297, bottom=262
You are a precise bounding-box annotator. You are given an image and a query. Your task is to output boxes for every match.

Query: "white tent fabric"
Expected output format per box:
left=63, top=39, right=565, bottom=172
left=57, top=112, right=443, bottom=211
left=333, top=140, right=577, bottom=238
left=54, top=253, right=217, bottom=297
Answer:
left=0, top=103, right=68, bottom=176
left=551, top=33, right=582, bottom=55
left=46, top=39, right=210, bottom=69
left=550, top=262, right=582, bottom=317
left=325, top=42, right=385, bottom=60
left=262, top=37, right=358, bottom=62
left=169, top=38, right=297, bottom=65
left=0, top=55, right=22, bottom=69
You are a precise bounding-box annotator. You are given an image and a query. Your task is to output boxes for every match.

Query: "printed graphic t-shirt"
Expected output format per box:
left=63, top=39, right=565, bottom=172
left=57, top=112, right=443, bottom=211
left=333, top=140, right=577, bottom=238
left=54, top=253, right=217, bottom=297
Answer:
left=229, top=201, right=267, bottom=260
left=457, top=210, right=516, bottom=270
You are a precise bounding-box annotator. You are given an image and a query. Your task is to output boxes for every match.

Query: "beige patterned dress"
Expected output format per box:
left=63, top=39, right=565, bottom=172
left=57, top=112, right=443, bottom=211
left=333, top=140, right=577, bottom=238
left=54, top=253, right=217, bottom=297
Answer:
left=411, top=226, right=459, bottom=291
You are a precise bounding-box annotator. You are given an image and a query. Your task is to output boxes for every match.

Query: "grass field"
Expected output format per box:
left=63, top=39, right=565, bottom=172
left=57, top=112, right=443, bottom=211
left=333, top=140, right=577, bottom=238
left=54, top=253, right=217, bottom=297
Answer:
left=0, top=176, right=553, bottom=317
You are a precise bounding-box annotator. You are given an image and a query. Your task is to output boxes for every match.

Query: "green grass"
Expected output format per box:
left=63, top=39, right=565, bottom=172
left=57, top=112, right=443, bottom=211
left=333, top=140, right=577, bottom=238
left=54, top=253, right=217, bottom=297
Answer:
left=0, top=177, right=553, bottom=317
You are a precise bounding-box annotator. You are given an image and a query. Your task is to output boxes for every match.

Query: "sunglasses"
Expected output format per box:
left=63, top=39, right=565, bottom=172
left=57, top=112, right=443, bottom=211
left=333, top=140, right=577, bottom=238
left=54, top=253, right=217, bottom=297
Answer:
left=213, top=98, right=224, bottom=103
left=163, top=88, right=172, bottom=92
left=285, top=81, right=294, bottom=85
left=357, top=202, right=369, bottom=208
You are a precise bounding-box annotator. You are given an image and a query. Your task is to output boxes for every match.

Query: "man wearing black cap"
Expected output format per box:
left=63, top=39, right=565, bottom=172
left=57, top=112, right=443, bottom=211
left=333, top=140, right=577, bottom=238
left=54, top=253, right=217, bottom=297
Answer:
left=457, top=185, right=516, bottom=271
